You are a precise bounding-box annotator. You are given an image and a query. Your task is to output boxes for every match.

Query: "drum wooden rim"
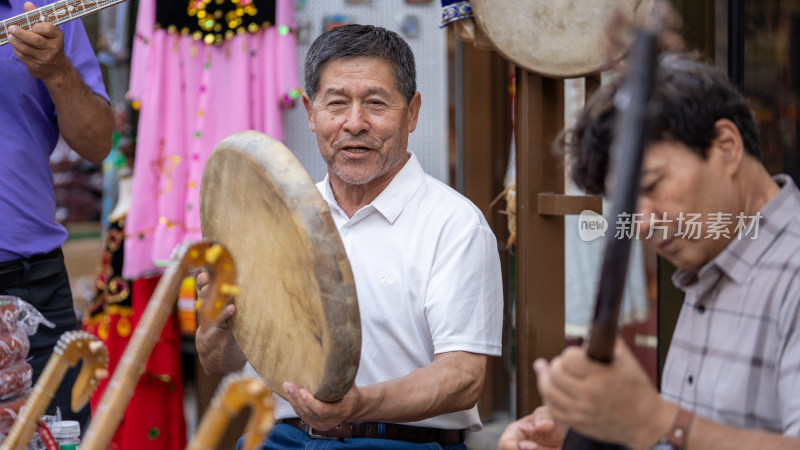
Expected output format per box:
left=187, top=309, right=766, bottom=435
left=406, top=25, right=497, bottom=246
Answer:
left=200, top=131, right=360, bottom=402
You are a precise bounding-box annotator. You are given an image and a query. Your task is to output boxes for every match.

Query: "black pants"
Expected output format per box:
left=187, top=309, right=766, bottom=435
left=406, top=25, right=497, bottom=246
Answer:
left=0, top=248, right=90, bottom=433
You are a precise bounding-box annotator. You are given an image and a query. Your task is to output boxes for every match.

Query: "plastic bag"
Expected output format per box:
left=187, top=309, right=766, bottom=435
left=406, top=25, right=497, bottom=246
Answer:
left=0, top=296, right=55, bottom=432
left=0, top=296, right=55, bottom=335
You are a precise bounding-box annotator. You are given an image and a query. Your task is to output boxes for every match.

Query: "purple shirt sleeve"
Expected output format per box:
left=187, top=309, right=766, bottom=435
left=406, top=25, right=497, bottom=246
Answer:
left=62, top=18, right=111, bottom=104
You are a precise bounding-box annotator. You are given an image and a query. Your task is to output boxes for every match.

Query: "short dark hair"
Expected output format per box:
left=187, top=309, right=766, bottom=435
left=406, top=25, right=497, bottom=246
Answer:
left=304, top=24, right=417, bottom=104
left=560, top=52, right=762, bottom=195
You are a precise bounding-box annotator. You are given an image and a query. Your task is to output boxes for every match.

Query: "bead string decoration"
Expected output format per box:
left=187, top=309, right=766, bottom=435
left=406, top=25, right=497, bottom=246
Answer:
left=187, top=0, right=261, bottom=45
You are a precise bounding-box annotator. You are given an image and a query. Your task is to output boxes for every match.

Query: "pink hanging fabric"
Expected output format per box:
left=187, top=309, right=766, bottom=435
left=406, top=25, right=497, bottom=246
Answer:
left=124, top=0, right=299, bottom=278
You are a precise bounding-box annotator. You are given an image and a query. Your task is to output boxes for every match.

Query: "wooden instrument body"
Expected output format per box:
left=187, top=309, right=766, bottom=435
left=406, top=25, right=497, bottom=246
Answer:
left=200, top=131, right=361, bottom=403
left=188, top=374, right=274, bottom=450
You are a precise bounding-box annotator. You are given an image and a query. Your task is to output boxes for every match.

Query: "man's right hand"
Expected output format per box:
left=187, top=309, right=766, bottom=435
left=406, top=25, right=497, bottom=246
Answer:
left=195, top=271, right=246, bottom=376
left=195, top=271, right=234, bottom=330
left=498, top=406, right=566, bottom=450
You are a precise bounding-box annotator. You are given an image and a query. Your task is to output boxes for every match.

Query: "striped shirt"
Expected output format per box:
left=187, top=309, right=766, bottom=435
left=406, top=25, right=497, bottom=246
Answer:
left=661, top=174, right=800, bottom=435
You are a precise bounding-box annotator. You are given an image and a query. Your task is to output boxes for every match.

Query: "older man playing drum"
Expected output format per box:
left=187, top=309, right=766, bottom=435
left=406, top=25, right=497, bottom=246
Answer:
left=196, top=24, right=503, bottom=450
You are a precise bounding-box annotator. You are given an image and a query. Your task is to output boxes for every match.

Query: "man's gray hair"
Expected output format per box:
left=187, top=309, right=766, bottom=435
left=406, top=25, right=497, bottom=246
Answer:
left=304, top=24, right=417, bottom=104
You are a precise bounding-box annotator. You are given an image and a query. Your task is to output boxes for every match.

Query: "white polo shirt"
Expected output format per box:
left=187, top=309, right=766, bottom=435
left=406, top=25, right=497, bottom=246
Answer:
left=269, top=151, right=503, bottom=431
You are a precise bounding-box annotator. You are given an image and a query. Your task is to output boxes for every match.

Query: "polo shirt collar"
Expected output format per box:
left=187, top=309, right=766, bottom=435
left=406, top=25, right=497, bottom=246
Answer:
left=322, top=151, right=426, bottom=224
left=370, top=151, right=425, bottom=223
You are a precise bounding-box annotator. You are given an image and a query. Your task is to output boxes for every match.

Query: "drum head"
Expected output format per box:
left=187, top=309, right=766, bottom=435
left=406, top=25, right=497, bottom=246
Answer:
left=471, top=0, right=653, bottom=78
left=200, top=131, right=360, bottom=402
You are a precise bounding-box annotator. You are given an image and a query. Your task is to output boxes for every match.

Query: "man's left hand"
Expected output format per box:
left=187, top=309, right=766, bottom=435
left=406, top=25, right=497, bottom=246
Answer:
left=7, top=2, right=71, bottom=83
left=282, top=382, right=363, bottom=431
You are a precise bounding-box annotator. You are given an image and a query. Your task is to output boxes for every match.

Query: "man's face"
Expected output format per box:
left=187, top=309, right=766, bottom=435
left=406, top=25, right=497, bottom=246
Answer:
left=303, top=56, right=421, bottom=187
left=636, top=140, right=737, bottom=273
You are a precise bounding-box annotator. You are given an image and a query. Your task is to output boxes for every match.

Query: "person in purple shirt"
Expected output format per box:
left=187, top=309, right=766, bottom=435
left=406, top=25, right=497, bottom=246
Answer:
left=0, top=0, right=113, bottom=432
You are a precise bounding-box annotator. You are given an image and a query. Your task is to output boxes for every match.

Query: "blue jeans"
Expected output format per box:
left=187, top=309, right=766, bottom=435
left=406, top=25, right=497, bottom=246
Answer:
left=239, top=424, right=468, bottom=450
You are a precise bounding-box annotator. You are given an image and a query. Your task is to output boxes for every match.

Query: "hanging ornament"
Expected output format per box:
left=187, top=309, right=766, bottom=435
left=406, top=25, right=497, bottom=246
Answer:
left=155, top=0, right=277, bottom=46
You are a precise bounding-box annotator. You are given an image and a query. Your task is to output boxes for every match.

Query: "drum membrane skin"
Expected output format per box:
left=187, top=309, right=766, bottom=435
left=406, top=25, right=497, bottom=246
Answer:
left=201, top=131, right=361, bottom=403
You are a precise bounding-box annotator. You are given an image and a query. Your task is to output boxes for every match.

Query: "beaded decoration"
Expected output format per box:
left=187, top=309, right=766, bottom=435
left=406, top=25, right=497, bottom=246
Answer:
left=439, top=0, right=473, bottom=28
left=156, top=0, right=277, bottom=46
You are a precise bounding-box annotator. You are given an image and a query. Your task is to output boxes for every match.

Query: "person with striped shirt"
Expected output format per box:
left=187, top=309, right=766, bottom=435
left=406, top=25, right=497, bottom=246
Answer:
left=500, top=52, right=800, bottom=450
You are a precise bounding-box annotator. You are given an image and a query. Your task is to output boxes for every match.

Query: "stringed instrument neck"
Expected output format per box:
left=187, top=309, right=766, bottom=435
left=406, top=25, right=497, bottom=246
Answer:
left=80, top=259, right=187, bottom=449
left=0, top=0, right=126, bottom=46
left=561, top=3, right=671, bottom=450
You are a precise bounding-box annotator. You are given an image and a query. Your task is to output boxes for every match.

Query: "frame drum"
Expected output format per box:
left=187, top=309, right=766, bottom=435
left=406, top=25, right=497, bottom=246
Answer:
left=200, top=131, right=360, bottom=402
left=471, top=0, right=653, bottom=78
